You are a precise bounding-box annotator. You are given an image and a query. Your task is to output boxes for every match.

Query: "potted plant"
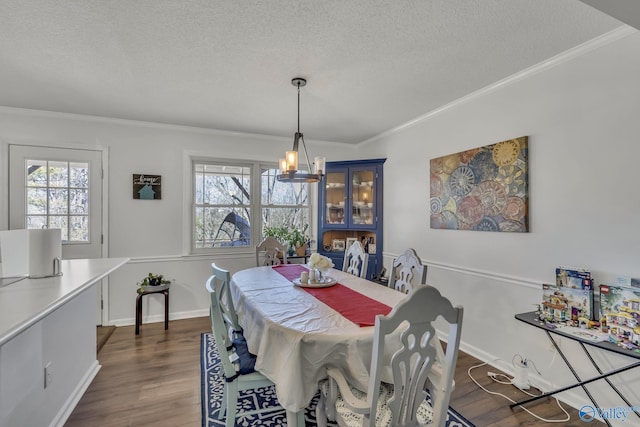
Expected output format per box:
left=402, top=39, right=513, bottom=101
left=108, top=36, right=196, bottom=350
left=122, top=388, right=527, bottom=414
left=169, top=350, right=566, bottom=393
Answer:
left=288, top=224, right=310, bottom=256
left=263, top=225, right=289, bottom=257
left=263, top=225, right=288, bottom=242
left=263, top=224, right=310, bottom=257
left=139, top=272, right=171, bottom=288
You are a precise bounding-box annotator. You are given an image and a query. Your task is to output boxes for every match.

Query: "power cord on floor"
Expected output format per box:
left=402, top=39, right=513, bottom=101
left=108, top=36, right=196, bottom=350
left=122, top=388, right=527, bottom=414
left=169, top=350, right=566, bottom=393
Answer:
left=468, top=358, right=570, bottom=423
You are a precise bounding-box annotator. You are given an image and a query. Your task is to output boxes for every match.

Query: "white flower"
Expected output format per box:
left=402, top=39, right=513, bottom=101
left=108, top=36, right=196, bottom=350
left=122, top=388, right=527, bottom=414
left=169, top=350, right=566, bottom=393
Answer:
left=309, top=253, right=334, bottom=270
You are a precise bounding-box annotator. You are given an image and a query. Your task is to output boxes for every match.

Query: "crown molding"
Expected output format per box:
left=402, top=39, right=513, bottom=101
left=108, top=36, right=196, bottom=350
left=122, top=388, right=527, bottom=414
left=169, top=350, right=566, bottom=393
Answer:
left=359, top=25, right=637, bottom=147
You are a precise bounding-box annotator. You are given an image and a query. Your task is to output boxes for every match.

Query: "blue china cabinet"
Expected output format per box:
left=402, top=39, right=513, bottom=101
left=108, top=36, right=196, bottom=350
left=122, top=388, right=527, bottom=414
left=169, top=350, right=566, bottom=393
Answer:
left=317, top=159, right=385, bottom=279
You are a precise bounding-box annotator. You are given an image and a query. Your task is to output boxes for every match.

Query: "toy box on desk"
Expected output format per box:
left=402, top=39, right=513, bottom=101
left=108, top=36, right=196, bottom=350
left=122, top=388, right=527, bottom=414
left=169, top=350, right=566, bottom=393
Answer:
left=599, top=283, right=640, bottom=320
left=556, top=266, right=592, bottom=289
left=542, top=283, right=593, bottom=322
left=599, top=283, right=640, bottom=348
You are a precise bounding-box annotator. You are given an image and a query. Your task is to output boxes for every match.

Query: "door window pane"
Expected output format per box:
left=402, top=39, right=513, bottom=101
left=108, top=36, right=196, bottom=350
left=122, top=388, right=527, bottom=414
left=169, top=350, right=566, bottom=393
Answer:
left=24, top=159, right=89, bottom=242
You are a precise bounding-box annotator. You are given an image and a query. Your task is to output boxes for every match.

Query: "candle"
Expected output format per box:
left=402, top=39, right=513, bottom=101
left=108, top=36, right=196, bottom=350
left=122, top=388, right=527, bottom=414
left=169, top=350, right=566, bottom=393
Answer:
left=286, top=151, right=298, bottom=171
left=314, top=156, right=326, bottom=175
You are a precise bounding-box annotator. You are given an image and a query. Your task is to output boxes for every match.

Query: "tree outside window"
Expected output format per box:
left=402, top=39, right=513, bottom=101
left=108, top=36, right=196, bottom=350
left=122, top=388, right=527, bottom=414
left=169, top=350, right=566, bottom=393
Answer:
left=25, top=159, right=90, bottom=242
left=193, top=161, right=309, bottom=251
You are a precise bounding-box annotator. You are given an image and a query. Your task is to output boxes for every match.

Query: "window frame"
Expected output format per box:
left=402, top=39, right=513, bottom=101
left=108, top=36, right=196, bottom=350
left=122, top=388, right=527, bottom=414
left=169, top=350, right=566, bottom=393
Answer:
left=190, top=157, right=312, bottom=255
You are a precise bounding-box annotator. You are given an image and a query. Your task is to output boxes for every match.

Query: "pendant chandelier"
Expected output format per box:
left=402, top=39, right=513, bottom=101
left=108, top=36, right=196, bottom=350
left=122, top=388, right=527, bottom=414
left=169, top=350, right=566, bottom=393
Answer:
left=277, top=77, right=325, bottom=183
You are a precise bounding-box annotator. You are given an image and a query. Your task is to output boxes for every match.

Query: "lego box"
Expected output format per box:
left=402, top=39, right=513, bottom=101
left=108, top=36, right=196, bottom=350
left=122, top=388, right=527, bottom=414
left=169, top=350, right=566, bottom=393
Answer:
left=542, top=283, right=593, bottom=322
left=555, top=266, right=592, bottom=289
left=599, top=284, right=640, bottom=320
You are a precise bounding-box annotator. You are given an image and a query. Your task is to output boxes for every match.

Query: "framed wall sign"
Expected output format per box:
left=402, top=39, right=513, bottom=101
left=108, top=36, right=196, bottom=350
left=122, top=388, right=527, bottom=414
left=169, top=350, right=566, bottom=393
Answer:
left=133, top=174, right=162, bottom=200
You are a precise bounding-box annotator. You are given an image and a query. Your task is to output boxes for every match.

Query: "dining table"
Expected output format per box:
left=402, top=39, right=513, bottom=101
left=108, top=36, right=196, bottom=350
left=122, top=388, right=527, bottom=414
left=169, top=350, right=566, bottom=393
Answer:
left=229, top=264, right=407, bottom=426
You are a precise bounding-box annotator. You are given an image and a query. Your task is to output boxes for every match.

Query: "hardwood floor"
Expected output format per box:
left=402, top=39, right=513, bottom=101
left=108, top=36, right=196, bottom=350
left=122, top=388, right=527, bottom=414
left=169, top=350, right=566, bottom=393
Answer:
left=66, top=317, right=601, bottom=427
left=96, top=325, right=116, bottom=353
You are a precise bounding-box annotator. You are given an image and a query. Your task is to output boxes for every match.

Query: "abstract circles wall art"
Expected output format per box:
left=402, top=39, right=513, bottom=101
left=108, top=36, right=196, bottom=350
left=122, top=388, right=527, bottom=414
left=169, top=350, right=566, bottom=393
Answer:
left=430, top=136, right=528, bottom=232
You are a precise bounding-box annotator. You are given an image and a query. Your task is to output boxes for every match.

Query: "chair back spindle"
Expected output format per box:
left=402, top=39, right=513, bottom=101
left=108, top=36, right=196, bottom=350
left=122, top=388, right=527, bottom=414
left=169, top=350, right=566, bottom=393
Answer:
left=318, top=285, right=463, bottom=427
left=389, top=248, right=427, bottom=294
left=211, top=263, right=242, bottom=336
left=342, top=241, right=369, bottom=278
left=256, top=236, right=288, bottom=266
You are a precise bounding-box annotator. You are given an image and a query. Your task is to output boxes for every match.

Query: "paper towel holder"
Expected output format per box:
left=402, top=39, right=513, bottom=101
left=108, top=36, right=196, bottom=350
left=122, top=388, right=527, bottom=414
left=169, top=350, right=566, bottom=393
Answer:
left=29, top=257, right=63, bottom=279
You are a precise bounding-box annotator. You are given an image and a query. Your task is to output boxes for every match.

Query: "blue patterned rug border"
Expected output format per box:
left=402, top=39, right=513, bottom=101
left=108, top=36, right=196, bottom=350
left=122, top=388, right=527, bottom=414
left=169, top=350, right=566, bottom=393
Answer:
left=200, top=332, right=475, bottom=427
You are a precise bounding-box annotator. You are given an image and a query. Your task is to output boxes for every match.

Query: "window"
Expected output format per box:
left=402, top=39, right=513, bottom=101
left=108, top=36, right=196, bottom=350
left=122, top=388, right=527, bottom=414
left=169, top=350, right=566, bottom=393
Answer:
left=193, top=160, right=309, bottom=251
left=194, top=162, right=251, bottom=248
left=25, top=159, right=90, bottom=242
left=261, top=166, right=309, bottom=234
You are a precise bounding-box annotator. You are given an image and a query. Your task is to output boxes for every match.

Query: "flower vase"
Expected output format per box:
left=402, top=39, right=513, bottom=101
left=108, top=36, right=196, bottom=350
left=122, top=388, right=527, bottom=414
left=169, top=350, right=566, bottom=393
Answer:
left=315, top=268, right=331, bottom=283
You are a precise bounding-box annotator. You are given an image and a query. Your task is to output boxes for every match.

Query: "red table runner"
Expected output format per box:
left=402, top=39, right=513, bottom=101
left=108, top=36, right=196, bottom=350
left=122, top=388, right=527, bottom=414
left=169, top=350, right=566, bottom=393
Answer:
left=273, top=264, right=392, bottom=327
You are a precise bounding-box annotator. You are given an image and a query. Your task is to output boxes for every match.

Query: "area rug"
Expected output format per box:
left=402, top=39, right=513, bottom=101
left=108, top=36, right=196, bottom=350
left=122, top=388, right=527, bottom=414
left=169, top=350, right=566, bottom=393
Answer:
left=201, top=333, right=475, bottom=427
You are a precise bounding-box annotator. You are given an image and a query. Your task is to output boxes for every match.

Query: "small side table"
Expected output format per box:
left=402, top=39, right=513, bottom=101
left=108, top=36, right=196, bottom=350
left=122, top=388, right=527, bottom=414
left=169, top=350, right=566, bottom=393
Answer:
left=135, top=283, right=170, bottom=335
left=283, top=254, right=309, bottom=264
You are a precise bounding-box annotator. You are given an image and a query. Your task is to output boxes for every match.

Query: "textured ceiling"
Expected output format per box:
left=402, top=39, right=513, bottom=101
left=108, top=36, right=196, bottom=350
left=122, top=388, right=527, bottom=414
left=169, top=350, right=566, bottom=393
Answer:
left=0, top=0, right=625, bottom=144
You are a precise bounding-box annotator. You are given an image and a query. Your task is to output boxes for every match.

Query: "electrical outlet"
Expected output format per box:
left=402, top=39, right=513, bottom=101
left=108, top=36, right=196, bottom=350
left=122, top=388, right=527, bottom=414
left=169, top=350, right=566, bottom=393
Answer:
left=44, top=362, right=53, bottom=388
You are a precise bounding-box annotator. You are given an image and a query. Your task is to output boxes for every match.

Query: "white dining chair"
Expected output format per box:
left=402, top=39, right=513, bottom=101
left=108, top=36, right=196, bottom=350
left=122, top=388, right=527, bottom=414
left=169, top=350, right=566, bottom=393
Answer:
left=315, top=285, right=463, bottom=427
left=256, top=236, right=288, bottom=266
left=387, top=250, right=447, bottom=386
left=342, top=241, right=369, bottom=278
left=210, top=263, right=242, bottom=337
left=388, top=248, right=427, bottom=294
left=206, top=275, right=304, bottom=427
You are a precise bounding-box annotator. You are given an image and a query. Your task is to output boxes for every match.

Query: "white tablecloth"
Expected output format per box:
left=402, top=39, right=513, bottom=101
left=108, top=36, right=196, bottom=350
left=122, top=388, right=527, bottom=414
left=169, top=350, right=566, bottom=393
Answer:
left=230, top=266, right=406, bottom=412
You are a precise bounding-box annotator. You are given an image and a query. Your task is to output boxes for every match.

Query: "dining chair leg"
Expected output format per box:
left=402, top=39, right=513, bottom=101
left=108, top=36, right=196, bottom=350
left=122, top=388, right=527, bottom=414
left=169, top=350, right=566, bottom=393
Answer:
left=286, top=409, right=304, bottom=426
left=226, top=382, right=238, bottom=427
left=315, top=393, right=328, bottom=427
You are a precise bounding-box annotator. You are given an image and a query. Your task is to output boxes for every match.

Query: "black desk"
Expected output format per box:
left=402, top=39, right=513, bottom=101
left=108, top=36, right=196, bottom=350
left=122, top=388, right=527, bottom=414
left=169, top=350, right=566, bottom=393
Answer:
left=515, top=312, right=640, bottom=426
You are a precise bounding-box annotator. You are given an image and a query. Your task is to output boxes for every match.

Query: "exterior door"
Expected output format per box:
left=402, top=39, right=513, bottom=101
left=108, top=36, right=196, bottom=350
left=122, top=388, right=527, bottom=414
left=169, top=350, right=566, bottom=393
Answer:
left=9, top=145, right=104, bottom=321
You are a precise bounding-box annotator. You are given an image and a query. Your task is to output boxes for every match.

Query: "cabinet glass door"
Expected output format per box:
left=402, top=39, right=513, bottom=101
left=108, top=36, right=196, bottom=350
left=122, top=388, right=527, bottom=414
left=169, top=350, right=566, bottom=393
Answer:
left=350, top=168, right=375, bottom=226
left=324, top=170, right=346, bottom=226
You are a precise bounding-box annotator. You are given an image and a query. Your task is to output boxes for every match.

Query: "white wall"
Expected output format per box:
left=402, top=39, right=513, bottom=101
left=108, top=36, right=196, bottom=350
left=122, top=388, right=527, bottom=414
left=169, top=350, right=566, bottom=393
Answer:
left=362, top=28, right=640, bottom=423
left=0, top=112, right=354, bottom=326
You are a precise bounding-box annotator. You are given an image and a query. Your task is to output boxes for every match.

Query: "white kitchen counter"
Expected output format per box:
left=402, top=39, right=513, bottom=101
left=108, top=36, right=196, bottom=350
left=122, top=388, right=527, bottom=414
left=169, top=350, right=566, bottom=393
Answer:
left=0, top=257, right=129, bottom=346
left=0, top=257, right=129, bottom=427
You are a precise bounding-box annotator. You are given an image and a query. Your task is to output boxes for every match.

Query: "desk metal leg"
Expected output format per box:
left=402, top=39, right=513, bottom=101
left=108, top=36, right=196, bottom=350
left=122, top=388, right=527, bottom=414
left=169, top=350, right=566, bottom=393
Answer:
left=511, top=331, right=640, bottom=427
left=544, top=330, right=604, bottom=423
left=580, top=342, right=640, bottom=421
